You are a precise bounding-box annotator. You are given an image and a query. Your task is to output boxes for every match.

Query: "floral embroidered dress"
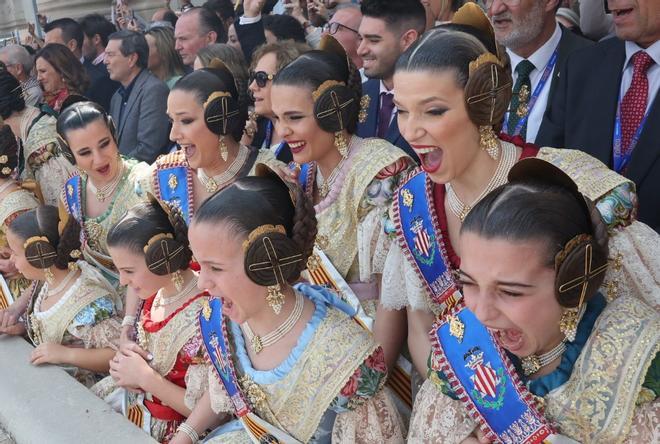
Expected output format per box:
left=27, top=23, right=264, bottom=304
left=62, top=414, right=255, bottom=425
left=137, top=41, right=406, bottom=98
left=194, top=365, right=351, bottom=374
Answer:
left=62, top=157, right=149, bottom=288
left=195, top=284, right=405, bottom=443
left=25, top=261, right=122, bottom=387
left=300, top=135, right=413, bottom=318
left=0, top=185, right=39, bottom=302
left=20, top=111, right=75, bottom=206
left=93, top=291, right=209, bottom=443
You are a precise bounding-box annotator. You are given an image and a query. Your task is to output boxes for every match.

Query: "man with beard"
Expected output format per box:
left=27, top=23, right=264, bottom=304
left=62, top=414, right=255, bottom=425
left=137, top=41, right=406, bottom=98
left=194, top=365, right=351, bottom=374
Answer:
left=356, top=0, right=426, bottom=162
left=537, top=0, right=660, bottom=232
left=487, top=0, right=591, bottom=143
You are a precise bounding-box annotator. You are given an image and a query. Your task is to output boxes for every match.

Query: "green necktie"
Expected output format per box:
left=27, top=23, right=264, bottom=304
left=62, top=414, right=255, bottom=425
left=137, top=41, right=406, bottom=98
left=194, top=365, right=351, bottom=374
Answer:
left=507, top=59, right=536, bottom=139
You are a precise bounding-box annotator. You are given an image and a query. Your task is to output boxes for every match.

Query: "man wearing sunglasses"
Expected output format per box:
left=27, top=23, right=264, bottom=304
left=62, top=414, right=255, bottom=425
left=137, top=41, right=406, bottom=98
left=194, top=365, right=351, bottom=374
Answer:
left=322, top=5, right=363, bottom=68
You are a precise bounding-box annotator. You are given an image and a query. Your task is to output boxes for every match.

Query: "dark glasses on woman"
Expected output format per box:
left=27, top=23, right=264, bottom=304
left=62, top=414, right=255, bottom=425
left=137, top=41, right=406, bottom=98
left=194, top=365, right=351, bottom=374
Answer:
left=249, top=71, right=275, bottom=88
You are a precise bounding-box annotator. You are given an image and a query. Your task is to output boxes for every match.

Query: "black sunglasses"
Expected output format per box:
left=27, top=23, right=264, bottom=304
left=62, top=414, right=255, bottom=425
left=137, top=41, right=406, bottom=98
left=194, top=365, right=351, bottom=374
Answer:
left=249, top=71, right=275, bottom=88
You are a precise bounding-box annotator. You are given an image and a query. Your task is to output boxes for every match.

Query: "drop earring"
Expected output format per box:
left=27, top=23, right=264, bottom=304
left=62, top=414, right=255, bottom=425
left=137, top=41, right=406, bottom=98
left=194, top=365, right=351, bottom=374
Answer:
left=219, top=136, right=228, bottom=162
left=266, top=284, right=285, bottom=315
left=171, top=270, right=184, bottom=292
left=334, top=131, right=348, bottom=158
left=479, top=125, right=499, bottom=160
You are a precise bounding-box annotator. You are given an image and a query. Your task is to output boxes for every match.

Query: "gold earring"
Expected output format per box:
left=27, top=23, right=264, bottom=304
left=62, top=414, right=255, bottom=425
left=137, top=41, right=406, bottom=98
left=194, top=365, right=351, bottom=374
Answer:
left=266, top=284, right=285, bottom=315
left=334, top=131, right=348, bottom=158
left=559, top=307, right=579, bottom=342
left=44, top=267, right=54, bottom=285
left=171, top=270, right=184, bottom=292
left=479, top=125, right=499, bottom=160
left=219, top=136, right=228, bottom=162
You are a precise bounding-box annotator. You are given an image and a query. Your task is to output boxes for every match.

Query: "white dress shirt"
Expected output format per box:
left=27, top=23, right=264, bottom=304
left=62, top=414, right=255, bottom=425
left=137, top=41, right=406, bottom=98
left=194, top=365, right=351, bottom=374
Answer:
left=507, top=24, right=562, bottom=143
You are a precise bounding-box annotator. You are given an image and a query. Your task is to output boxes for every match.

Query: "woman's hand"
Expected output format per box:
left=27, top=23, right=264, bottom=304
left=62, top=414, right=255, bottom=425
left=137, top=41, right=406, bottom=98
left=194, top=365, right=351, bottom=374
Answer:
left=460, top=427, right=493, bottom=444
left=30, top=343, right=71, bottom=366
left=243, top=0, right=266, bottom=18
left=109, top=344, right=154, bottom=391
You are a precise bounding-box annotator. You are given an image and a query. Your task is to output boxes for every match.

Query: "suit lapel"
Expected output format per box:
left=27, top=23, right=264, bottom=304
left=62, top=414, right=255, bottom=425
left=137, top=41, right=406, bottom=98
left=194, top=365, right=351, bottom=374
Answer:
left=626, top=94, right=660, bottom=185
left=117, top=71, right=146, bottom=137
left=588, top=40, right=626, bottom=166
left=549, top=27, right=587, bottom=99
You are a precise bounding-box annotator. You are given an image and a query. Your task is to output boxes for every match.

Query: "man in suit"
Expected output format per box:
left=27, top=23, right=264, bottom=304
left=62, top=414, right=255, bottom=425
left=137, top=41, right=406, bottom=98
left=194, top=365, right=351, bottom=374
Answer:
left=356, top=0, right=426, bottom=163
left=79, top=14, right=120, bottom=112
left=487, top=0, right=591, bottom=143
left=537, top=0, right=660, bottom=232
left=174, top=7, right=225, bottom=68
left=106, top=30, right=170, bottom=164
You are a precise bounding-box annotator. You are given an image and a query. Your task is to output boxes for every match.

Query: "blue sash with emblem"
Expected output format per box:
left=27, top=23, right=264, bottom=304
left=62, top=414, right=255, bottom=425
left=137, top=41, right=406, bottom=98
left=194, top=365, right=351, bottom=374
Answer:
left=432, top=304, right=557, bottom=444
left=199, top=298, right=304, bottom=443
left=63, top=175, right=85, bottom=240
left=199, top=298, right=251, bottom=417
left=155, top=165, right=193, bottom=225
left=394, top=172, right=460, bottom=311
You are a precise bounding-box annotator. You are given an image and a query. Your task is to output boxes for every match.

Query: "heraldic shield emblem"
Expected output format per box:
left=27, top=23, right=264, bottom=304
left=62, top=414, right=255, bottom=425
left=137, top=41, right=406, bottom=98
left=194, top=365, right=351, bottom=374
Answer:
left=464, top=346, right=506, bottom=410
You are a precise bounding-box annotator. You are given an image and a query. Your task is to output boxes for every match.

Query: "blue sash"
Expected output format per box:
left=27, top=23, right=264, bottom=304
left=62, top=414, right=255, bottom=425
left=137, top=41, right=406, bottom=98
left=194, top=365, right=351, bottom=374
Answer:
left=432, top=304, right=556, bottom=444
left=155, top=164, right=193, bottom=225
left=297, top=162, right=313, bottom=194
left=199, top=298, right=251, bottom=417
left=394, top=171, right=460, bottom=310
left=64, top=175, right=85, bottom=238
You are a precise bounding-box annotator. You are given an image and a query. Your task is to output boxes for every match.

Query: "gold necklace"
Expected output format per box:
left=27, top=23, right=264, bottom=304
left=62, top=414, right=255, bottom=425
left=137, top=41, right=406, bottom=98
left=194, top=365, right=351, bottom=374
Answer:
left=241, top=290, right=304, bottom=354
left=87, top=161, right=125, bottom=202
left=197, top=145, right=249, bottom=193
left=153, top=274, right=199, bottom=309
left=446, top=141, right=517, bottom=221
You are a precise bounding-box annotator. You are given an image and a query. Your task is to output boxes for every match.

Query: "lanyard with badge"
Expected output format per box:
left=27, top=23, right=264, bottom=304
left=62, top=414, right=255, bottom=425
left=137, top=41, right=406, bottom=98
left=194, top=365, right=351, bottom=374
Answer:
left=502, top=47, right=559, bottom=136
left=612, top=92, right=650, bottom=173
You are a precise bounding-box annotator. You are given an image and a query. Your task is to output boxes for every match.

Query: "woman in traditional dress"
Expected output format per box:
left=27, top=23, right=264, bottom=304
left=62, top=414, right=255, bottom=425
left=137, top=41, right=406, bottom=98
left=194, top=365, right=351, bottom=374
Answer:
left=0, top=125, right=39, bottom=307
left=5, top=205, right=121, bottom=387
left=93, top=198, right=209, bottom=442
left=56, top=101, right=149, bottom=288
left=0, top=70, right=75, bottom=206
left=378, top=4, right=660, bottom=441
left=169, top=168, right=404, bottom=444
left=272, top=36, right=414, bottom=373
left=420, top=159, right=658, bottom=443
left=35, top=44, right=89, bottom=113
left=125, top=62, right=279, bottom=342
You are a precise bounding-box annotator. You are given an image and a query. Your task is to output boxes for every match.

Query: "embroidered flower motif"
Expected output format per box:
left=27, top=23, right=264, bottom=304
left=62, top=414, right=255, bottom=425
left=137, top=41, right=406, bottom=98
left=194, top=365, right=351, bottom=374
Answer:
left=365, top=347, right=387, bottom=373
left=341, top=367, right=362, bottom=397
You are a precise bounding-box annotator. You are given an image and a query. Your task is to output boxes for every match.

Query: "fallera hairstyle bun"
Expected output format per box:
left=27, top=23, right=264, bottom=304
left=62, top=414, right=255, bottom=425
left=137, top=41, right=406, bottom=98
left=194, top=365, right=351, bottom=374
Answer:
left=193, top=164, right=317, bottom=287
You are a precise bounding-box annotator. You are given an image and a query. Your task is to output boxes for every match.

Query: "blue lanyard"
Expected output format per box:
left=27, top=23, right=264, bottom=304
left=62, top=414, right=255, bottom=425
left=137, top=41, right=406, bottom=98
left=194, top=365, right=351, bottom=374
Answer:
left=612, top=92, right=649, bottom=173
left=503, top=47, right=559, bottom=136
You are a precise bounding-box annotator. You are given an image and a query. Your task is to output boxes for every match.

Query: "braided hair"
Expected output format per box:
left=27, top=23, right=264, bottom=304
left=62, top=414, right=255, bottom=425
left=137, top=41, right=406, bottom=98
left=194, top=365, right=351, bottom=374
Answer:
left=0, top=70, right=25, bottom=120
left=0, top=125, right=19, bottom=179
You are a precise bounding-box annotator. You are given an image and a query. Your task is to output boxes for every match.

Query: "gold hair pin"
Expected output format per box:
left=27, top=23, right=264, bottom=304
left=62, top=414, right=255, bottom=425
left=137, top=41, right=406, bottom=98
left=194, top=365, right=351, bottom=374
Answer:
left=312, top=80, right=345, bottom=102
left=204, top=91, right=231, bottom=110
left=469, top=52, right=503, bottom=76
left=24, top=236, right=51, bottom=249
left=143, top=233, right=174, bottom=253
left=242, top=224, right=286, bottom=252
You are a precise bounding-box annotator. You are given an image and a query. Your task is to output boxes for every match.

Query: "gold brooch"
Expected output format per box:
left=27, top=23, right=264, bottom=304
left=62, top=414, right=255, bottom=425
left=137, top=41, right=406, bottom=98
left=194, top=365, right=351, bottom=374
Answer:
left=448, top=315, right=465, bottom=343
left=358, top=95, right=370, bottom=123
left=168, top=173, right=178, bottom=191
left=202, top=299, right=212, bottom=321
left=402, top=189, right=414, bottom=211
left=240, top=375, right=268, bottom=411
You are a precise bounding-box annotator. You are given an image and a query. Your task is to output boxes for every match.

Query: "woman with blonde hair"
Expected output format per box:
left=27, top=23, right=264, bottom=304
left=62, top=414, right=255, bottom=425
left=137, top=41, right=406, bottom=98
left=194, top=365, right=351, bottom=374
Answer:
left=145, top=26, right=186, bottom=89
left=193, top=43, right=249, bottom=111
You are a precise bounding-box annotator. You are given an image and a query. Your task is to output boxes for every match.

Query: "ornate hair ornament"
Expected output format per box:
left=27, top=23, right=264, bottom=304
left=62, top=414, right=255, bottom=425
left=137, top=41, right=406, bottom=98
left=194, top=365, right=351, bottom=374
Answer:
left=242, top=225, right=286, bottom=252
left=466, top=61, right=511, bottom=124
left=312, top=80, right=344, bottom=102
left=23, top=235, right=58, bottom=271
left=554, top=233, right=609, bottom=306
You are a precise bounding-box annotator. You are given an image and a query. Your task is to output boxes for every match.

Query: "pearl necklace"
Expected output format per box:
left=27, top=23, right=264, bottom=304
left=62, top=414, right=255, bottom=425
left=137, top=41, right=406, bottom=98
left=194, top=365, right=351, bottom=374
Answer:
left=46, top=268, right=80, bottom=298
left=153, top=274, right=199, bottom=309
left=87, top=161, right=125, bottom=202
left=242, top=290, right=304, bottom=354
left=521, top=340, right=567, bottom=376
left=315, top=156, right=348, bottom=199
left=446, top=141, right=517, bottom=222
left=197, top=145, right=249, bottom=193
